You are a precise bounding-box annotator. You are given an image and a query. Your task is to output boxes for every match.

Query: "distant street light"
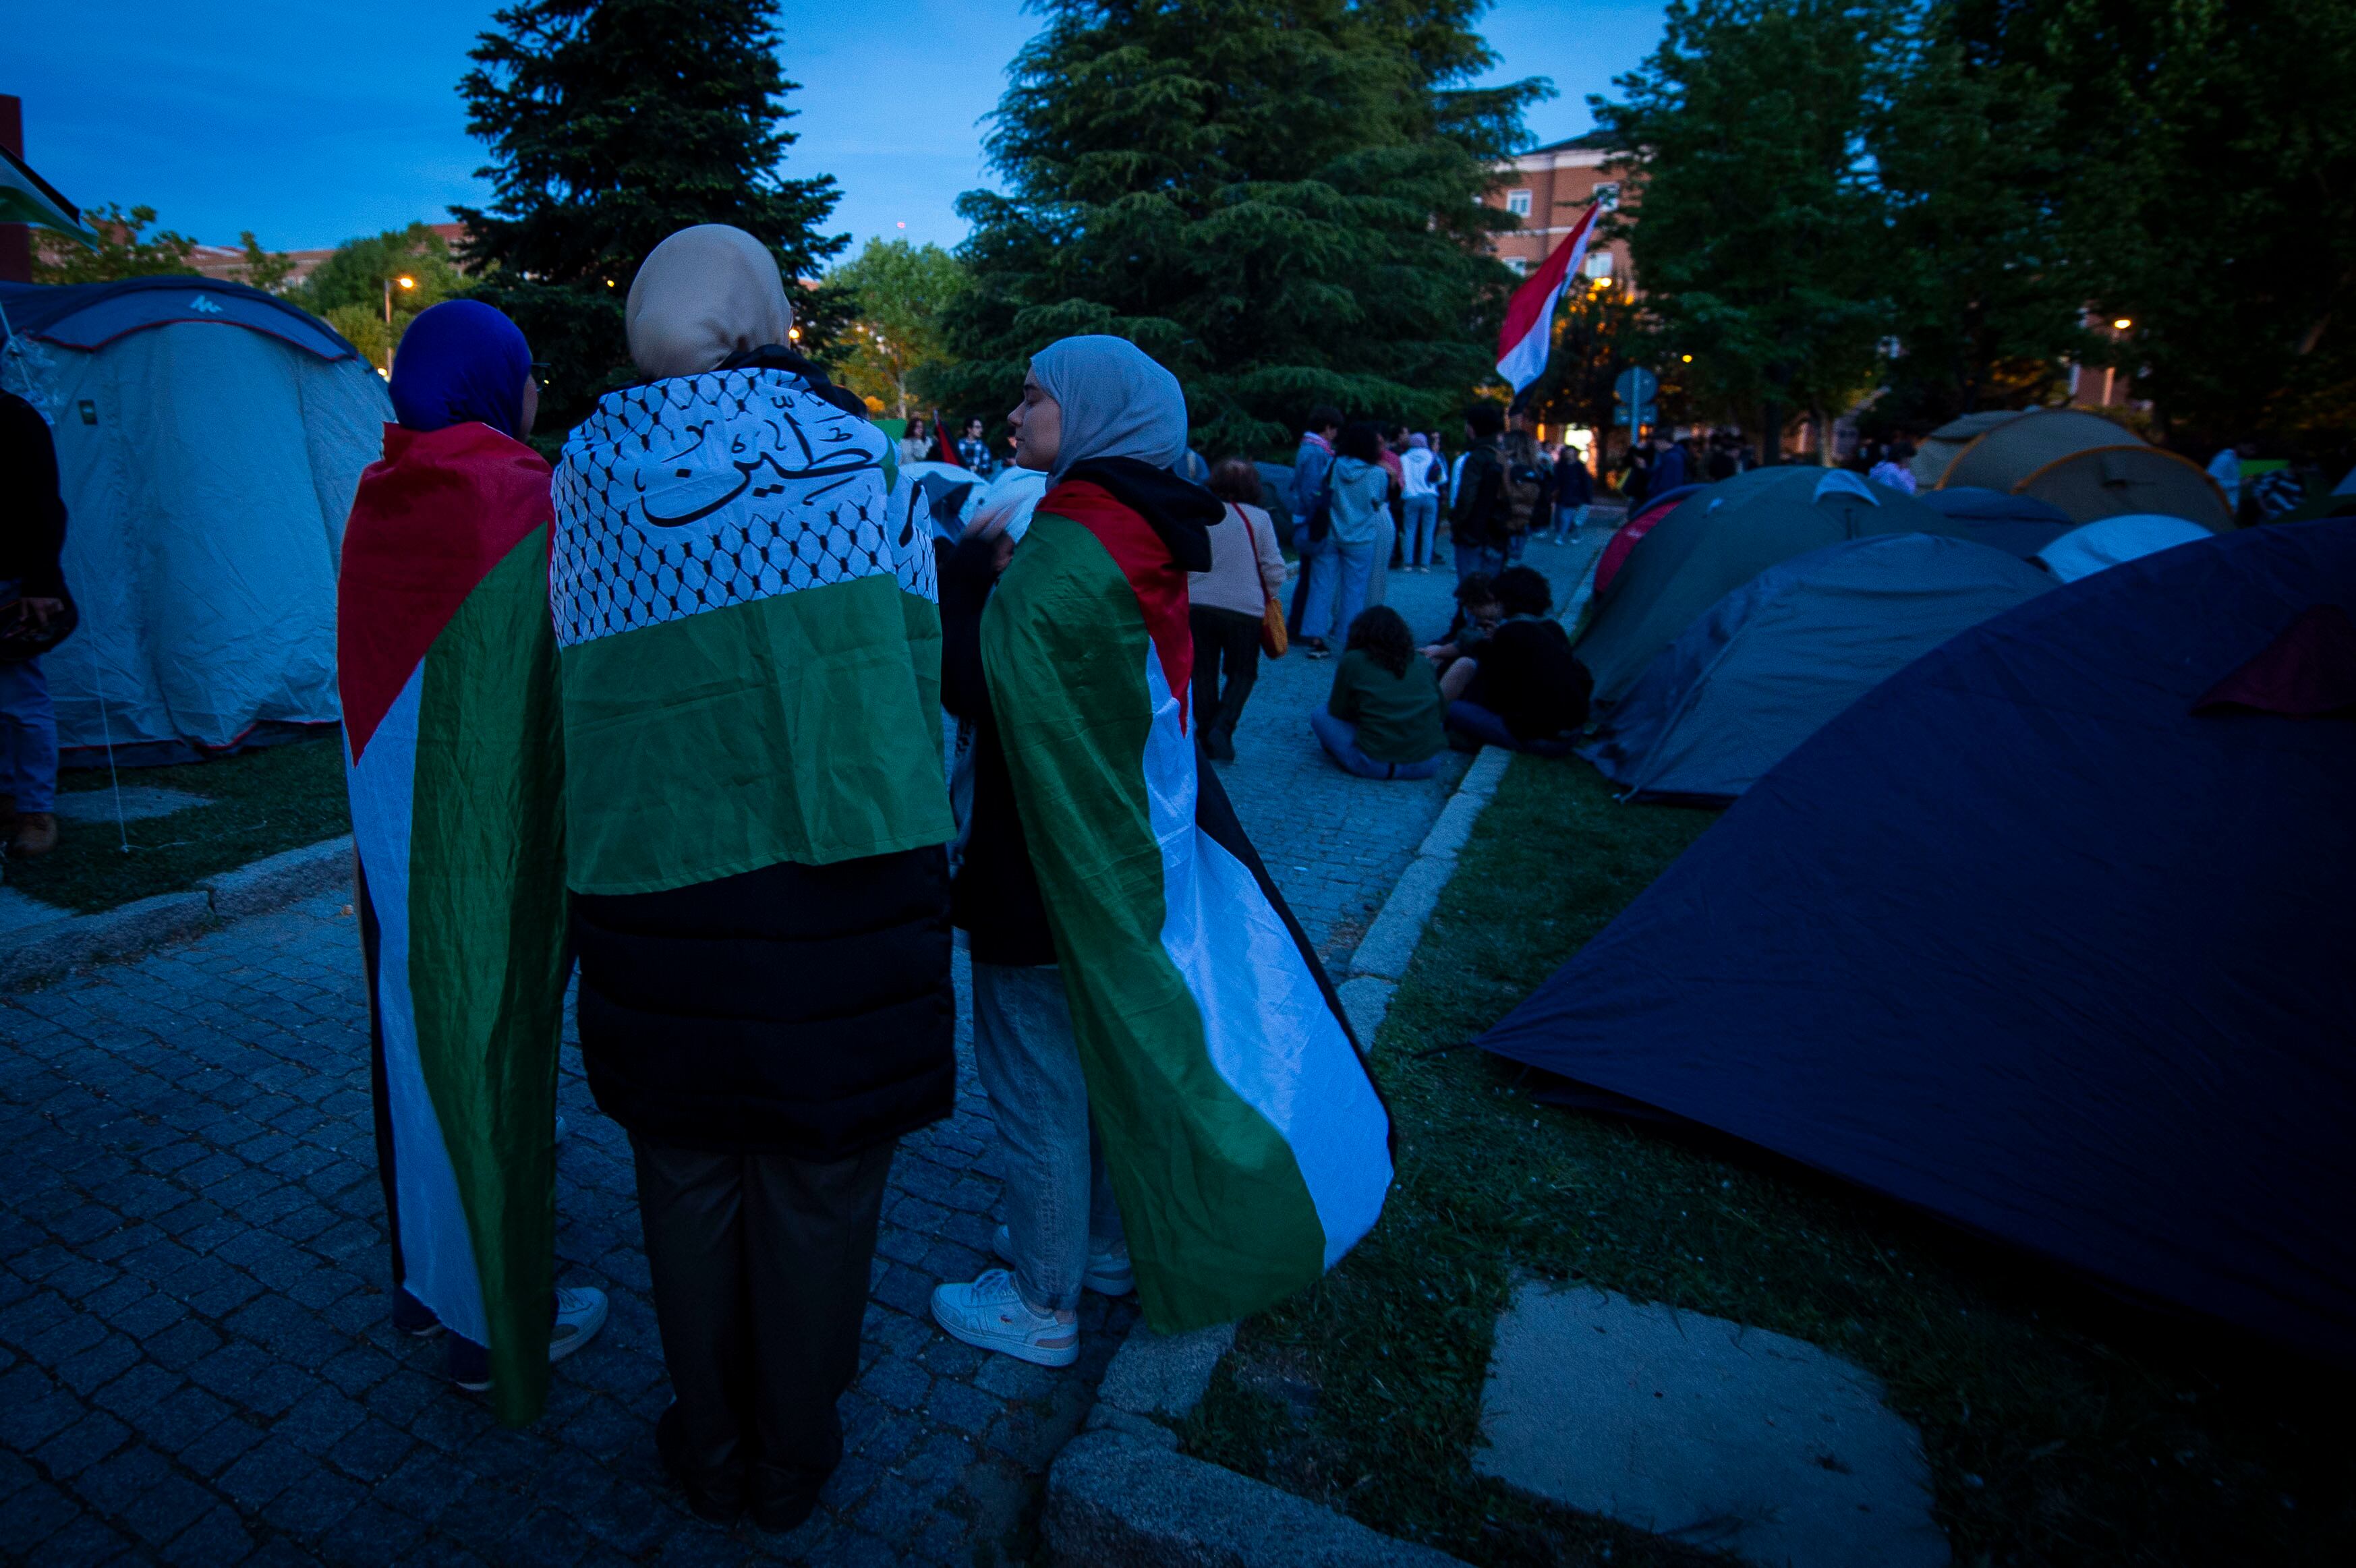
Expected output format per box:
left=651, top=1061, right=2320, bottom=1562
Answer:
left=1681, top=353, right=1693, bottom=363
left=2112, top=317, right=2132, bottom=330
left=384, top=272, right=416, bottom=328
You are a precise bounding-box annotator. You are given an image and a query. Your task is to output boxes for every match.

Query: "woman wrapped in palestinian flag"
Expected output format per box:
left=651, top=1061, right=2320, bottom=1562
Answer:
left=554, top=226, right=954, bottom=1532
left=339, top=301, right=605, bottom=1426
left=930, top=337, right=1393, bottom=1365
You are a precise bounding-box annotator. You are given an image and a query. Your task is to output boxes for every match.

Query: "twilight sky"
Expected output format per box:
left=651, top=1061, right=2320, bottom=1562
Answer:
left=11, top=1, right=1663, bottom=261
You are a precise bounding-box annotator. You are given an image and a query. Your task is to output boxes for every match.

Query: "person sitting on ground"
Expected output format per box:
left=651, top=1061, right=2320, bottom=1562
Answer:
left=1442, top=565, right=1594, bottom=755
left=1422, top=573, right=1503, bottom=676
left=1313, top=606, right=1447, bottom=780
left=1188, top=459, right=1289, bottom=762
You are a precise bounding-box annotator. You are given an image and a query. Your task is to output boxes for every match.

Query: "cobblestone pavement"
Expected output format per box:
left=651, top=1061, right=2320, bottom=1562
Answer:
left=1215, top=534, right=1601, bottom=966
left=0, top=531, right=1601, bottom=1567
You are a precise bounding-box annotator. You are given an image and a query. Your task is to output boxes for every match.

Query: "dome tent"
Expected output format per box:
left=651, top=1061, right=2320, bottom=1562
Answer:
left=2017, top=444, right=2233, bottom=530
left=1938, top=406, right=2135, bottom=490
left=1932, top=405, right=2232, bottom=530
left=1590, top=482, right=1704, bottom=599
left=1581, top=533, right=2052, bottom=803
left=2032, top=513, right=2212, bottom=583
left=1571, top=465, right=1963, bottom=707
left=1912, top=486, right=2075, bottom=559
left=1483, top=519, right=2356, bottom=1366
left=0, top=275, right=387, bottom=763
left=1909, top=408, right=2022, bottom=491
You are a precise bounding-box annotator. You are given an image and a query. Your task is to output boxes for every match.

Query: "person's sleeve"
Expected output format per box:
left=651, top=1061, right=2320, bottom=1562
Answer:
left=1251, top=512, right=1288, bottom=600
left=939, top=535, right=999, bottom=722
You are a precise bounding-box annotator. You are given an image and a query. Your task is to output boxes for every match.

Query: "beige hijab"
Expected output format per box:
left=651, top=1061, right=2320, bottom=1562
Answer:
left=625, top=225, right=793, bottom=379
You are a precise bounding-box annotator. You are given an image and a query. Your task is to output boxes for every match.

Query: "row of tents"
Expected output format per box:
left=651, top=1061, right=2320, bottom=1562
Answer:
left=1479, top=432, right=2355, bottom=1367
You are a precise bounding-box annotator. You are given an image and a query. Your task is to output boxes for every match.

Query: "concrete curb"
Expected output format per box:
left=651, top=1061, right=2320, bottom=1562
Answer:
left=1046, top=1323, right=1469, bottom=1567
left=1334, top=743, right=1512, bottom=1042
left=0, top=836, right=352, bottom=990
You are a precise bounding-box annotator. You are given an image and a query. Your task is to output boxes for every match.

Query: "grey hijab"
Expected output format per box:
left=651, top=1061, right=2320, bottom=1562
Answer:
left=1030, top=335, right=1188, bottom=484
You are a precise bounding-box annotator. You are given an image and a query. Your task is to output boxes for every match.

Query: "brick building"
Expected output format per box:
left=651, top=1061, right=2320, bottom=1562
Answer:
left=1482, top=134, right=1630, bottom=289
left=188, top=222, right=468, bottom=289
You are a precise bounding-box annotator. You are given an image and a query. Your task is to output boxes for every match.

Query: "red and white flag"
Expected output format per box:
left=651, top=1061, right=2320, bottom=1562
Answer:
left=1495, top=201, right=1602, bottom=394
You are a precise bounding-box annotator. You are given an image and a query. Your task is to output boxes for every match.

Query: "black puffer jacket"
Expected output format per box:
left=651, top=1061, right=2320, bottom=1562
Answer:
left=573, top=846, right=954, bottom=1159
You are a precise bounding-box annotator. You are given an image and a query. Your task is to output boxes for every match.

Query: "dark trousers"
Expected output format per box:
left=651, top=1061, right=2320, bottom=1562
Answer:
left=631, top=1134, right=896, bottom=1508
left=1190, top=604, right=1263, bottom=743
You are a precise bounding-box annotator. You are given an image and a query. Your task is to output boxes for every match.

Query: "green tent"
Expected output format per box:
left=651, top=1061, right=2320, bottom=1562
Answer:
left=1573, top=466, right=1961, bottom=706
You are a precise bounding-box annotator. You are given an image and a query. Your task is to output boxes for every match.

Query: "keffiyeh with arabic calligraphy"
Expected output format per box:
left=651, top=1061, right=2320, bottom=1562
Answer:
left=552, top=368, right=950, bottom=896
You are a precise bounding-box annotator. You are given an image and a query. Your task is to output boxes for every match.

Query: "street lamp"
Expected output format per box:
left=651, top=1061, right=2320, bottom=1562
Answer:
left=2111, top=317, right=2132, bottom=330
left=378, top=274, right=418, bottom=376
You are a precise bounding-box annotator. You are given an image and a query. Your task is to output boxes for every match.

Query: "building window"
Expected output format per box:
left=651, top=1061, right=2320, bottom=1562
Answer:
left=1505, top=189, right=1532, bottom=218
left=1503, top=256, right=1530, bottom=277
left=1594, top=181, right=1621, bottom=211
left=1584, top=250, right=1613, bottom=279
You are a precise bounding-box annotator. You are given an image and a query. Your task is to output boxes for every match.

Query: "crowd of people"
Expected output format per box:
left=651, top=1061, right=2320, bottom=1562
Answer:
left=331, top=224, right=1397, bottom=1535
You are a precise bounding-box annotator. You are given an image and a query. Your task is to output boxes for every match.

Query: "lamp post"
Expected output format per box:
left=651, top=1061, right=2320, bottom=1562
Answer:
left=380, top=273, right=416, bottom=374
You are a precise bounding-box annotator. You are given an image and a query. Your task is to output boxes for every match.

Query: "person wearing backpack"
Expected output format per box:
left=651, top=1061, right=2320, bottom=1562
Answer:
left=1500, top=428, right=1547, bottom=564
left=1286, top=405, right=1342, bottom=650
left=1450, top=403, right=1509, bottom=583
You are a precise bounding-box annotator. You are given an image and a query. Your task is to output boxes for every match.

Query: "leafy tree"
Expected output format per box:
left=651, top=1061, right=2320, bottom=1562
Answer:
left=30, top=202, right=197, bottom=284
left=1593, top=0, right=1898, bottom=463
left=1950, top=0, right=2356, bottom=460
left=828, top=237, right=967, bottom=419
left=234, top=232, right=297, bottom=295
left=292, top=223, right=467, bottom=372
left=453, top=0, right=848, bottom=432
left=936, top=0, right=1550, bottom=459
left=1863, top=13, right=2086, bottom=430
left=1518, top=275, right=1647, bottom=445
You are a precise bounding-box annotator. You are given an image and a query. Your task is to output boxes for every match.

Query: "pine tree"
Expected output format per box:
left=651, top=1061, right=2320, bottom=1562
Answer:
left=453, top=0, right=846, bottom=430
left=930, top=0, right=1549, bottom=459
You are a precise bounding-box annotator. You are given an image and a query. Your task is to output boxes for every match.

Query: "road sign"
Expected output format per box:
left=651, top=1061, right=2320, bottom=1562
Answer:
left=1614, top=366, right=1659, bottom=409
left=1614, top=402, right=1657, bottom=428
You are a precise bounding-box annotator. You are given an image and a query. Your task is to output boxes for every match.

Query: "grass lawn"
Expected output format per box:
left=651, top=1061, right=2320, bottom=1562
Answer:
left=7, top=736, right=350, bottom=915
left=1182, top=755, right=2352, bottom=1567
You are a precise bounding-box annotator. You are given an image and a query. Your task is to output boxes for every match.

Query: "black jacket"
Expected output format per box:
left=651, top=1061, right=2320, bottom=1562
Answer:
left=1, top=392, right=69, bottom=600
left=1468, top=615, right=1594, bottom=741
left=1449, top=438, right=1506, bottom=550
left=940, top=457, right=1216, bottom=966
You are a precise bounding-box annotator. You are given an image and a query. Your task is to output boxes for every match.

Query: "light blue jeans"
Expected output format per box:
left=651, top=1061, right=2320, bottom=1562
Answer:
left=1304, top=542, right=1375, bottom=643
left=0, top=658, right=57, bottom=813
left=971, top=963, right=1124, bottom=1313
left=1551, top=504, right=1588, bottom=543
left=1311, top=710, right=1441, bottom=780
left=1402, top=496, right=1439, bottom=567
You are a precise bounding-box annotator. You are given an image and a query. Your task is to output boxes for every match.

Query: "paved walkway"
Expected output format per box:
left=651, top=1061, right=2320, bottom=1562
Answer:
left=0, top=538, right=1599, bottom=1567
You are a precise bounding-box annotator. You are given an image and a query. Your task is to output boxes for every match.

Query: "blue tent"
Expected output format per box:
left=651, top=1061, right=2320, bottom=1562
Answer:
left=1581, top=533, right=2052, bottom=803
left=1912, top=485, right=2075, bottom=559
left=0, top=275, right=388, bottom=763
left=1483, top=519, right=2356, bottom=1364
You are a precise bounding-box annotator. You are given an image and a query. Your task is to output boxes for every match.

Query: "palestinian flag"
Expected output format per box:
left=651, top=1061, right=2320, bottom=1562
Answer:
left=340, top=422, right=569, bottom=1426
left=551, top=370, right=949, bottom=896
left=982, top=478, right=1394, bottom=1332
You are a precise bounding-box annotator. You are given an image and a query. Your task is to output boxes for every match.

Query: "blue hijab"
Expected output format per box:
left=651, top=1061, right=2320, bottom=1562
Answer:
left=389, top=300, right=533, bottom=438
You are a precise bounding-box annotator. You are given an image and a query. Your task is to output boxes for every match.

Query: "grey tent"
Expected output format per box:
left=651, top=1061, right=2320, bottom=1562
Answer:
left=1580, top=533, right=2054, bottom=802
left=1939, top=407, right=2137, bottom=490
left=1572, top=466, right=1961, bottom=705
left=2017, top=444, right=2232, bottom=529
left=1910, top=409, right=2022, bottom=491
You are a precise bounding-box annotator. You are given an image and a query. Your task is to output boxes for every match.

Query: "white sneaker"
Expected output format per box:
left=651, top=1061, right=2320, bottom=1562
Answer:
left=549, top=1285, right=607, bottom=1363
left=992, top=1223, right=1135, bottom=1298
left=931, top=1270, right=1079, bottom=1367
